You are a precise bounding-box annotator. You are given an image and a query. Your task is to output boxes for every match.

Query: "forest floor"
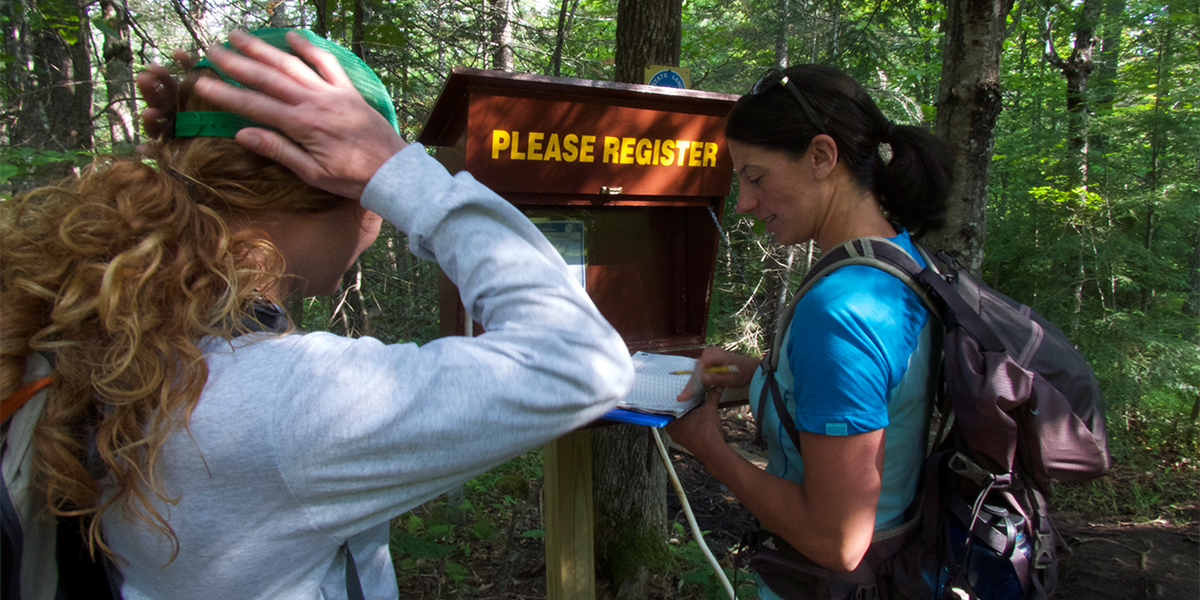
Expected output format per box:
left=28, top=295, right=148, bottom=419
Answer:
left=393, top=408, right=1199, bottom=600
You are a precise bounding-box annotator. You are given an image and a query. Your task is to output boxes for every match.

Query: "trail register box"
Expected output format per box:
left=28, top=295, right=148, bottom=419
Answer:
left=419, top=68, right=739, bottom=353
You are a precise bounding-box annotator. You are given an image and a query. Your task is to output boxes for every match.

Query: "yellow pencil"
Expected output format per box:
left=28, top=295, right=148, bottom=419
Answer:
left=670, top=365, right=739, bottom=375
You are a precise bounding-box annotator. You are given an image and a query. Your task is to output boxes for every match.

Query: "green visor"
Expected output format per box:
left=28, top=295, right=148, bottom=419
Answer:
left=176, top=28, right=399, bottom=139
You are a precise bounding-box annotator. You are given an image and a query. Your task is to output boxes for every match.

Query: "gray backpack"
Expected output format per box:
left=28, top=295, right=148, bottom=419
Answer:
left=1, top=304, right=368, bottom=600
left=748, top=237, right=1110, bottom=600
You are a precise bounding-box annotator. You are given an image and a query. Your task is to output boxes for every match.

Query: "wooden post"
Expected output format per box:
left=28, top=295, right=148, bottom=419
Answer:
left=543, top=428, right=595, bottom=600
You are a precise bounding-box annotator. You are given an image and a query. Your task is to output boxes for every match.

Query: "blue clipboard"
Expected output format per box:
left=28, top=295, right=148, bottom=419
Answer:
left=602, top=408, right=674, bottom=428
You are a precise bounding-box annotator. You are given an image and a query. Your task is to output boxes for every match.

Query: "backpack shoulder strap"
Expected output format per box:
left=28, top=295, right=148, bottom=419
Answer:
left=3, top=351, right=58, bottom=600
left=2, top=377, right=54, bottom=424
left=766, top=237, right=937, bottom=372
left=757, top=237, right=939, bottom=454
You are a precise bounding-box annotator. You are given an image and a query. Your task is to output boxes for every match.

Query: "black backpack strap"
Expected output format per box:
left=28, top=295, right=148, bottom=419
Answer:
left=342, top=541, right=365, bottom=600
left=1, top=459, right=25, bottom=600
left=756, top=353, right=803, bottom=456
left=756, top=237, right=937, bottom=456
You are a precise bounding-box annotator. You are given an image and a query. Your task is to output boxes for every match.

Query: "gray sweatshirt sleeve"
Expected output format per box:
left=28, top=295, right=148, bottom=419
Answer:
left=267, top=144, right=633, bottom=538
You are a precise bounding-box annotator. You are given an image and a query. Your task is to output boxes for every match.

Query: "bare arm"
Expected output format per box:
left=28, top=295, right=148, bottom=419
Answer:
left=665, top=347, right=885, bottom=571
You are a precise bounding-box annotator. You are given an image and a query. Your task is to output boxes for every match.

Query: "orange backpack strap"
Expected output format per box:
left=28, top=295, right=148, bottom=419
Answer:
left=1, top=376, right=54, bottom=423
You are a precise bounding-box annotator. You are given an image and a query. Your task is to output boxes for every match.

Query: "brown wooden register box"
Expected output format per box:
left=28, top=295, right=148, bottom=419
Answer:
left=417, top=67, right=738, bottom=600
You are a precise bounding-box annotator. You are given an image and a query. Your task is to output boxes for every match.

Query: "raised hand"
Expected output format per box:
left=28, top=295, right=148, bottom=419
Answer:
left=136, top=50, right=196, bottom=149
left=193, top=30, right=408, bottom=199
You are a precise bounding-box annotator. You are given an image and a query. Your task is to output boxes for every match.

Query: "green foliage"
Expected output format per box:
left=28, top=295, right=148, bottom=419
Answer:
left=388, top=450, right=543, bottom=593
left=986, top=0, right=1200, bottom=523
left=0, top=147, right=93, bottom=191
left=670, top=523, right=758, bottom=600
left=5, top=1, right=1195, bottom=589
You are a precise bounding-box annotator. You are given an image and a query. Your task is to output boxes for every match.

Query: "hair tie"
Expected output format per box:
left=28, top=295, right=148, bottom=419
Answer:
left=883, top=120, right=897, bottom=142
left=164, top=167, right=200, bottom=198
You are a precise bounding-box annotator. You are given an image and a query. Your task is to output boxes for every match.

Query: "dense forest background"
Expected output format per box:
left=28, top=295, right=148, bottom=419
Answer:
left=2, top=0, right=1197, bottom=596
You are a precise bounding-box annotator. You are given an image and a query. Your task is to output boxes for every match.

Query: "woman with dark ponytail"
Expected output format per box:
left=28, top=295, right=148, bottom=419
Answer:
left=665, top=65, right=953, bottom=599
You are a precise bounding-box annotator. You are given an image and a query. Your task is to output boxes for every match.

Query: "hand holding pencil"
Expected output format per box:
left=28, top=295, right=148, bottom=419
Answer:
left=674, top=347, right=758, bottom=403
left=670, top=365, right=739, bottom=375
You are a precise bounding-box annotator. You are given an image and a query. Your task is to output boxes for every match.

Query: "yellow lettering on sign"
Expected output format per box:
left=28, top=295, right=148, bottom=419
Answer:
left=492, top=130, right=511, bottom=159
left=510, top=131, right=526, bottom=160
left=528, top=132, right=544, bottom=161
left=488, top=131, right=719, bottom=168
left=661, top=140, right=675, bottom=165
left=636, top=139, right=653, bottom=165
left=543, top=133, right=562, bottom=161
left=688, top=141, right=703, bottom=167
left=674, top=141, right=690, bottom=166
left=563, top=134, right=579, bottom=162
left=602, top=137, right=620, bottom=164
left=619, top=137, right=636, bottom=165
left=580, top=135, right=596, bottom=163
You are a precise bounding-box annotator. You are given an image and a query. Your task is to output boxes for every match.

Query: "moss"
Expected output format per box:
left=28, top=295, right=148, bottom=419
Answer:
left=596, top=522, right=675, bottom=587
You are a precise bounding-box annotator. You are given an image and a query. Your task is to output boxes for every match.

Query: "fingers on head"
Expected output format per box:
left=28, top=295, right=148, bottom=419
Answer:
left=285, top=31, right=353, bottom=88
left=223, top=30, right=327, bottom=90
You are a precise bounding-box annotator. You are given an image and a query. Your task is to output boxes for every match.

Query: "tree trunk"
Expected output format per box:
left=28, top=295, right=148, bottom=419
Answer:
left=268, top=0, right=290, bottom=27
left=1042, top=0, right=1100, bottom=189
left=69, top=0, right=93, bottom=151
left=774, top=0, right=790, bottom=68
left=590, top=425, right=670, bottom=592
left=334, top=260, right=368, bottom=337
left=490, top=0, right=513, bottom=71
left=597, top=2, right=683, bottom=595
left=352, top=0, right=365, bottom=60
left=551, top=0, right=581, bottom=76
left=1186, top=223, right=1200, bottom=317
left=35, top=13, right=77, bottom=152
left=170, top=0, right=207, bottom=49
left=101, top=0, right=137, bottom=148
left=10, top=0, right=93, bottom=189
left=927, top=0, right=1014, bottom=275
left=3, top=0, right=34, bottom=147
left=314, top=0, right=328, bottom=37
left=1092, top=0, right=1124, bottom=184
left=614, top=0, right=681, bottom=84
left=1140, top=22, right=1172, bottom=314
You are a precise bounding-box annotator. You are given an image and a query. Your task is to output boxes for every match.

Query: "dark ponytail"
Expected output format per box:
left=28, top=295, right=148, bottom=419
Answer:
left=725, top=65, right=953, bottom=235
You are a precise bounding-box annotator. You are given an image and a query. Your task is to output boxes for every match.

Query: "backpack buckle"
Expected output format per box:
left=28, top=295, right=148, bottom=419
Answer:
left=1033, top=530, right=1054, bottom=569
left=947, top=452, right=1011, bottom=489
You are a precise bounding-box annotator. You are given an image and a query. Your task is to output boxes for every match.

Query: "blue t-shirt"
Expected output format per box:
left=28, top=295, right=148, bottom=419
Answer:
left=749, top=231, right=939, bottom=531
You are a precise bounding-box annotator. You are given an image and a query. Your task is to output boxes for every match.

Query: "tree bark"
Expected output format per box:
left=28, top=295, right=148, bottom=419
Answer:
left=927, top=0, right=1014, bottom=275
left=591, top=425, right=670, bottom=591
left=1186, top=223, right=1200, bottom=317
left=551, top=0, right=581, bottom=76
left=3, top=0, right=34, bottom=147
left=101, top=0, right=137, bottom=147
left=596, top=2, right=683, bottom=595
left=490, top=0, right=513, bottom=71
left=774, top=0, right=790, bottom=68
left=352, top=0, right=365, bottom=60
left=314, top=0, right=329, bottom=37
left=1042, top=0, right=1100, bottom=189
left=268, top=0, right=290, bottom=27
left=614, top=0, right=681, bottom=84
left=69, top=0, right=93, bottom=151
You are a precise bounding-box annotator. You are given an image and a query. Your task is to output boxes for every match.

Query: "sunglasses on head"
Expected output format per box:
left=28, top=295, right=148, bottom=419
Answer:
left=749, top=68, right=827, bottom=134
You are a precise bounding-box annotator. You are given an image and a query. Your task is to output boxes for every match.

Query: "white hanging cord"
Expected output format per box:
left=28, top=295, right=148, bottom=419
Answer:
left=651, top=427, right=737, bottom=600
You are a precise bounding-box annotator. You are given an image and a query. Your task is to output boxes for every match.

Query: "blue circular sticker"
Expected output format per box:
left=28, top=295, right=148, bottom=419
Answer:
left=648, top=70, right=686, bottom=88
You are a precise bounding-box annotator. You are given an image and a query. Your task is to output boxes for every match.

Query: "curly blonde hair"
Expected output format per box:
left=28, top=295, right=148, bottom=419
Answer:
left=0, top=68, right=349, bottom=561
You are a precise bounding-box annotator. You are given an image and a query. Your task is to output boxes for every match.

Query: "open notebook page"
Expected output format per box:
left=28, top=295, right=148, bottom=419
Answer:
left=615, top=352, right=703, bottom=417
